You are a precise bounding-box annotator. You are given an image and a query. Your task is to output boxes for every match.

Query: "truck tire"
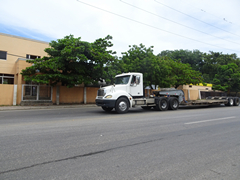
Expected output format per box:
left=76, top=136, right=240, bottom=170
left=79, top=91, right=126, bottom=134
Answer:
left=115, top=97, right=129, bottom=114
left=168, top=97, right=179, bottom=110
left=102, top=106, right=113, bottom=112
left=226, top=98, right=234, bottom=106
left=233, top=97, right=240, bottom=106
left=155, top=97, right=168, bottom=111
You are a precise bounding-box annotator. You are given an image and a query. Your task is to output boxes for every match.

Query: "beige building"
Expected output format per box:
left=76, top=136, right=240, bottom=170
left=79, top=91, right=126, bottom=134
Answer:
left=0, top=33, right=49, bottom=105
left=0, top=33, right=98, bottom=105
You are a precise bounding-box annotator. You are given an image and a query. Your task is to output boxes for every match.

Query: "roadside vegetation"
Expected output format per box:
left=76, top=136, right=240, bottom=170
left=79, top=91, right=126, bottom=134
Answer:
left=21, top=35, right=240, bottom=94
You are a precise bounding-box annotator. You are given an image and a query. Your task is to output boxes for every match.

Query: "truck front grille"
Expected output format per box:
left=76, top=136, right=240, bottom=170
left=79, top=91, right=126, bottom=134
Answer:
left=97, top=89, right=105, bottom=97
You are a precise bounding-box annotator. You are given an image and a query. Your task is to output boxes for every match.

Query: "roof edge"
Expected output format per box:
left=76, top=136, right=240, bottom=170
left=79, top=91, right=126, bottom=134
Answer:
left=0, top=32, right=50, bottom=44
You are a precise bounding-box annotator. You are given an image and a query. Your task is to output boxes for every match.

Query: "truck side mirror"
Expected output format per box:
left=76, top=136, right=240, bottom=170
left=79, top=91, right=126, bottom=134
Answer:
left=130, top=75, right=140, bottom=86
left=136, top=76, right=140, bottom=84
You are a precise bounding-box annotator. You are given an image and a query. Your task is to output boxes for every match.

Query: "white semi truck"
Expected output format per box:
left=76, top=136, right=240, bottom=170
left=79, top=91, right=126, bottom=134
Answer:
left=95, top=72, right=239, bottom=113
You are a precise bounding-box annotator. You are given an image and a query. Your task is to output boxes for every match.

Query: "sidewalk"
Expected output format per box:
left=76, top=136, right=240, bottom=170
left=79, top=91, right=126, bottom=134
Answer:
left=0, top=104, right=97, bottom=111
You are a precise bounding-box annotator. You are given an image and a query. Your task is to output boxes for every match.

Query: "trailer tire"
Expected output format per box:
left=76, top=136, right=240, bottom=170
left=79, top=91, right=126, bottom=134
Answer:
left=233, top=97, right=240, bottom=106
left=115, top=97, right=129, bottom=114
left=168, top=97, right=179, bottom=110
left=226, top=98, right=234, bottom=106
left=156, top=97, right=168, bottom=111
left=102, top=106, right=113, bottom=112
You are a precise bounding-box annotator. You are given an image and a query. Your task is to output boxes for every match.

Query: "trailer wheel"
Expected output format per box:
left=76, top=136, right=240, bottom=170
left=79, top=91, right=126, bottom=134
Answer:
left=233, top=97, right=240, bottom=106
left=168, top=97, right=179, bottom=110
left=156, top=97, right=168, bottom=111
left=115, top=97, right=129, bottom=114
left=226, top=98, right=234, bottom=106
left=102, top=106, right=113, bottom=112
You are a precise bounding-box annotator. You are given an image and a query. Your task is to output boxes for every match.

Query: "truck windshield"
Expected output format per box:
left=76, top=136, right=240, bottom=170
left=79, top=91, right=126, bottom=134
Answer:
left=115, top=75, right=130, bottom=85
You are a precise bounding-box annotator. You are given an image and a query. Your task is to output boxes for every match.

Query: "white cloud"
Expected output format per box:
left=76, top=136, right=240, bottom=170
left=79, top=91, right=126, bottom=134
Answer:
left=1, top=0, right=240, bottom=56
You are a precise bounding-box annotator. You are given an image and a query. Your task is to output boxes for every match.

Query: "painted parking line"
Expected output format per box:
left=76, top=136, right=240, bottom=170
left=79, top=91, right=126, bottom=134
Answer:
left=185, top=116, right=236, bottom=125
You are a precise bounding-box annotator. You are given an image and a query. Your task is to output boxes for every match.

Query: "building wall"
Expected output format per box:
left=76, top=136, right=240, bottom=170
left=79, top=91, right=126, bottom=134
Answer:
left=0, top=84, right=14, bottom=105
left=15, top=59, right=33, bottom=104
left=0, top=33, right=49, bottom=105
left=59, top=86, right=84, bottom=104
left=0, top=33, right=49, bottom=75
left=51, top=86, right=98, bottom=104
left=86, top=87, right=98, bottom=103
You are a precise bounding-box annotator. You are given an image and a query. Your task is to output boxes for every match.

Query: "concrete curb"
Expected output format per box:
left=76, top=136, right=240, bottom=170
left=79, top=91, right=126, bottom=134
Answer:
left=0, top=104, right=97, bottom=111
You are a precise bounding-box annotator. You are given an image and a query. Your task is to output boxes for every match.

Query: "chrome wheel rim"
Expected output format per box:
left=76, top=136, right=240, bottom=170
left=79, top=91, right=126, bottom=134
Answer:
left=119, top=101, right=127, bottom=111
left=161, top=101, right=167, bottom=109
left=173, top=100, right=178, bottom=108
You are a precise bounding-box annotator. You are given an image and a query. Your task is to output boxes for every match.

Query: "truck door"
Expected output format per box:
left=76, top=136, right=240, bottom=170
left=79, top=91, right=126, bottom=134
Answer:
left=130, top=75, right=141, bottom=97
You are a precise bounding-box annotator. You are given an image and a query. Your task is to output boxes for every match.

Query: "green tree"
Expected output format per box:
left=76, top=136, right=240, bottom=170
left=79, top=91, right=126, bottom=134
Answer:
left=160, top=58, right=203, bottom=88
left=102, top=58, right=122, bottom=85
left=21, top=35, right=115, bottom=87
left=213, top=63, right=240, bottom=93
left=119, top=44, right=163, bottom=88
left=119, top=44, right=203, bottom=89
left=158, top=49, right=203, bottom=72
left=202, top=52, right=240, bottom=83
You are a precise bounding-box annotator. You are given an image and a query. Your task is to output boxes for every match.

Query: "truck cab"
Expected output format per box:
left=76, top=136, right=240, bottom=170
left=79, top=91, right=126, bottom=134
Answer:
left=96, top=72, right=145, bottom=113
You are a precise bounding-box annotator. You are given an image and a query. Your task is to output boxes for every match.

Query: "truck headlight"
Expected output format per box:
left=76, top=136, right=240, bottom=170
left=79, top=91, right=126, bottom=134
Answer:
left=105, top=95, right=112, bottom=99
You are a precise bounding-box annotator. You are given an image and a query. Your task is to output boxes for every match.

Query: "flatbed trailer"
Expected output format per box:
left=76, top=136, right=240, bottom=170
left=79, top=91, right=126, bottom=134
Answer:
left=181, top=99, right=228, bottom=106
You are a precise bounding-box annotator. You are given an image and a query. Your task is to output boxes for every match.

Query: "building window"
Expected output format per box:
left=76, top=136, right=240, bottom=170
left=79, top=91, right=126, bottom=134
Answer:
left=0, top=51, right=7, bottom=60
left=26, top=54, right=40, bottom=59
left=0, top=74, right=14, bottom=84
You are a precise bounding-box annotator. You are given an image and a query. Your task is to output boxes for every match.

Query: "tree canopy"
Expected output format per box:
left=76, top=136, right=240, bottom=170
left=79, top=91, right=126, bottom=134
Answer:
left=21, top=34, right=240, bottom=93
left=118, top=44, right=203, bottom=89
left=21, top=35, right=115, bottom=87
left=159, top=49, right=240, bottom=92
left=158, top=49, right=203, bottom=72
left=213, top=63, right=240, bottom=92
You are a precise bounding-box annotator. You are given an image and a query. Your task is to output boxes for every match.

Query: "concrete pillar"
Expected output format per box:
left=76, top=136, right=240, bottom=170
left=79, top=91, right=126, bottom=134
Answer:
left=37, top=85, right=40, bottom=100
left=188, top=89, right=190, bottom=100
left=56, top=86, right=60, bottom=105
left=84, top=87, right=87, bottom=104
left=51, top=86, right=53, bottom=101
left=13, top=85, right=17, bottom=105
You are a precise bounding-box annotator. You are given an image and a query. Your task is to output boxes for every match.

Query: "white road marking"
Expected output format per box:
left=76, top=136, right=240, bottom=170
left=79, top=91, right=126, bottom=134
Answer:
left=185, top=116, right=236, bottom=125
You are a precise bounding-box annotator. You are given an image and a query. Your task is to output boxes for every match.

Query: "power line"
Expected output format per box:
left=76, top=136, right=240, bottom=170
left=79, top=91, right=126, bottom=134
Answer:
left=120, top=0, right=240, bottom=46
left=76, top=0, right=240, bottom=53
left=182, top=1, right=238, bottom=26
left=154, top=0, right=240, bottom=38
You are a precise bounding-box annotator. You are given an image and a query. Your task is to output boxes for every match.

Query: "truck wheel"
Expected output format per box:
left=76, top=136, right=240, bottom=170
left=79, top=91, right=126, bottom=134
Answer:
left=156, top=97, right=168, bottom=111
left=233, top=97, right=240, bottom=106
left=226, top=98, right=234, bottom=106
left=168, top=97, right=179, bottom=110
left=102, top=106, right=113, bottom=112
left=115, top=97, right=129, bottom=114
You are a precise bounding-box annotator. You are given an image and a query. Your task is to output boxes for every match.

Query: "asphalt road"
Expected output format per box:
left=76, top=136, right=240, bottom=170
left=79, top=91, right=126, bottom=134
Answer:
left=0, top=105, right=240, bottom=180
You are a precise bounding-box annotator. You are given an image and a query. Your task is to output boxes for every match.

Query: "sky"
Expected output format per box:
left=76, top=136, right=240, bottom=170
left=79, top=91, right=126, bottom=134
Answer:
left=1, top=0, right=240, bottom=57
